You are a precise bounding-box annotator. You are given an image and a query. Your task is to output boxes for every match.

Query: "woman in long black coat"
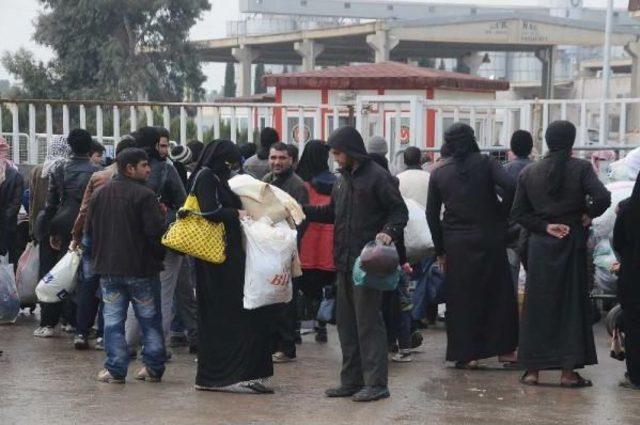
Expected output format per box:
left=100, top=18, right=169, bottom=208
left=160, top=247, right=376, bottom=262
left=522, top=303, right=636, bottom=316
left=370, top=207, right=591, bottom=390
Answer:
left=426, top=123, right=519, bottom=368
left=612, top=173, right=640, bottom=391
left=512, top=121, right=610, bottom=387
left=190, top=140, right=274, bottom=394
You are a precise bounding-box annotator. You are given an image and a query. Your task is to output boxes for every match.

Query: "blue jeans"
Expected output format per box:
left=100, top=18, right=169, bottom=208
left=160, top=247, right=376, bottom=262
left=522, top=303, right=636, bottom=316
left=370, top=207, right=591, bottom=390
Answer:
left=101, top=275, right=166, bottom=379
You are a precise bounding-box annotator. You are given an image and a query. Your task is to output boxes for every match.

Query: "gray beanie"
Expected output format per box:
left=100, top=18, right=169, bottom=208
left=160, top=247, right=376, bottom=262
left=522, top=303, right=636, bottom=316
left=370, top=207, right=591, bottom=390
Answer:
left=367, top=136, right=388, bottom=156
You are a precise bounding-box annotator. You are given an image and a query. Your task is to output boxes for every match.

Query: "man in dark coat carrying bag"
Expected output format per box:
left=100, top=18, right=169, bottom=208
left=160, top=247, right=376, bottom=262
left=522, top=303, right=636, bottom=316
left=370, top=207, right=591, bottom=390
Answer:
left=304, top=126, right=408, bottom=402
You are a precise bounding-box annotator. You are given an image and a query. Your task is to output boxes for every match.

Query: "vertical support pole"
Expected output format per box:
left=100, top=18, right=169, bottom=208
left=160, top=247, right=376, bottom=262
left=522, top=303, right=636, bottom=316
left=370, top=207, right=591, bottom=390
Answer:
left=282, top=107, right=289, bottom=143
left=560, top=102, right=567, bottom=121
left=28, top=103, right=36, bottom=164
left=145, top=106, right=153, bottom=126
left=196, top=107, right=203, bottom=144
left=394, top=103, right=402, bottom=156
left=179, top=106, right=187, bottom=145
left=333, top=107, right=340, bottom=131
left=45, top=104, right=53, bottom=150
left=297, top=107, right=305, bottom=150
left=620, top=101, right=627, bottom=144
left=314, top=107, right=322, bottom=140
left=63, top=104, right=70, bottom=135
left=248, top=107, right=255, bottom=143
left=11, top=103, right=20, bottom=164
left=130, top=106, right=137, bottom=133
left=96, top=105, right=104, bottom=144
left=213, top=108, right=221, bottom=140
left=163, top=106, right=170, bottom=131
left=230, top=107, right=237, bottom=143
left=599, top=100, right=607, bottom=146
left=113, top=106, right=120, bottom=144
left=79, top=105, right=86, bottom=129
left=580, top=101, right=588, bottom=146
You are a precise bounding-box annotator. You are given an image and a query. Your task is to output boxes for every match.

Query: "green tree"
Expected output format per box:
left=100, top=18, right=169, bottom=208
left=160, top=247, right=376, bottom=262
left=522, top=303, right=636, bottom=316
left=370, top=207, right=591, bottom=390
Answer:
left=2, top=0, right=210, bottom=101
left=254, top=62, right=266, bottom=94
left=224, top=62, right=236, bottom=98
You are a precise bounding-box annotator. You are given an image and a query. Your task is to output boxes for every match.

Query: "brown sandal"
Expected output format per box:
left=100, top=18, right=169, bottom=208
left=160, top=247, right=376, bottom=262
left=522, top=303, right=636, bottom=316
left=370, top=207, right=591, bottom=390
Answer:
left=561, top=373, right=592, bottom=388
left=519, top=372, right=538, bottom=386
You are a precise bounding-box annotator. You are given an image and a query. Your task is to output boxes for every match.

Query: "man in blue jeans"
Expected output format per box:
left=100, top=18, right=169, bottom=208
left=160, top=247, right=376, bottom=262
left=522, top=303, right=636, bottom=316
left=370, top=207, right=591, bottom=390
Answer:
left=86, top=148, right=167, bottom=384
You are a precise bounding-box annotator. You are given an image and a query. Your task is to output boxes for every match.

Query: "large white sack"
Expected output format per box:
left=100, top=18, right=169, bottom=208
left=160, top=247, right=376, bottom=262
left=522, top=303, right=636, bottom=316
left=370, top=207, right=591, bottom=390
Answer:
left=16, top=242, right=40, bottom=304
left=230, top=174, right=305, bottom=225
left=404, top=198, right=433, bottom=264
left=0, top=255, right=20, bottom=324
left=608, top=147, right=640, bottom=182
left=591, top=181, right=634, bottom=242
left=35, top=249, right=81, bottom=303
left=242, top=218, right=297, bottom=310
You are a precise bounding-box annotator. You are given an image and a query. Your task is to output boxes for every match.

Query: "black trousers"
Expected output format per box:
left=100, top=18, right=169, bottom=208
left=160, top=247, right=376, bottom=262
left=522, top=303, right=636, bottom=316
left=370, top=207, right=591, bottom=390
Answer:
left=270, top=278, right=301, bottom=358
left=336, top=272, right=388, bottom=388
left=622, top=302, right=640, bottom=385
left=38, top=239, right=76, bottom=328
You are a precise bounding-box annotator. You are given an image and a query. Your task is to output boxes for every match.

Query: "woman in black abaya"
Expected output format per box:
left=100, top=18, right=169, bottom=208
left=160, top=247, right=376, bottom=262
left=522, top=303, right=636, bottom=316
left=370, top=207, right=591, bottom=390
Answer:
left=612, top=173, right=640, bottom=390
left=190, top=140, right=274, bottom=394
left=512, top=121, right=610, bottom=387
left=426, top=123, right=519, bottom=368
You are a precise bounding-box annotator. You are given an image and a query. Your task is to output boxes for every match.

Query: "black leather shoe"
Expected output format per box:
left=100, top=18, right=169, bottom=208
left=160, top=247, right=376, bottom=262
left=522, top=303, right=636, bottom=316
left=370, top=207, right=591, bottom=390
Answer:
left=352, top=386, right=390, bottom=402
left=325, top=386, right=363, bottom=398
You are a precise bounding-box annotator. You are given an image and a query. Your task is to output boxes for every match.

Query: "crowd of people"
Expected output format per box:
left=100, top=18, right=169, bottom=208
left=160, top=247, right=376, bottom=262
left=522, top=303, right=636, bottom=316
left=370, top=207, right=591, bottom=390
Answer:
left=0, top=118, right=639, bottom=402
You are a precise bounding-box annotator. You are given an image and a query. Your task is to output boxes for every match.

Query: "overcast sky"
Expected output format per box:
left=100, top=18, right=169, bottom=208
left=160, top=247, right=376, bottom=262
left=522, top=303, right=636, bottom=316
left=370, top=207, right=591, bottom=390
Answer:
left=0, top=0, right=631, bottom=93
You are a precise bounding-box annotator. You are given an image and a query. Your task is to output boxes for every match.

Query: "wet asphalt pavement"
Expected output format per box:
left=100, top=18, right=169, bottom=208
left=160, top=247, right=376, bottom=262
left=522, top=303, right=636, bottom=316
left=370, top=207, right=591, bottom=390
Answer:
left=1, top=312, right=639, bottom=425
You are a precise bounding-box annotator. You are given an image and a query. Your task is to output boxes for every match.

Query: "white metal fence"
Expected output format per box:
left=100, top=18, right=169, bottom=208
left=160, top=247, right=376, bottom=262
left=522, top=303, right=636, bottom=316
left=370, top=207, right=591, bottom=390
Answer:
left=2, top=96, right=639, bottom=165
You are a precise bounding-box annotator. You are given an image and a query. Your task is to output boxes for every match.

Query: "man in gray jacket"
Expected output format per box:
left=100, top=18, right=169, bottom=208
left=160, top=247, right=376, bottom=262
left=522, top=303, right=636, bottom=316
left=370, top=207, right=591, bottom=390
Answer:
left=243, top=127, right=280, bottom=180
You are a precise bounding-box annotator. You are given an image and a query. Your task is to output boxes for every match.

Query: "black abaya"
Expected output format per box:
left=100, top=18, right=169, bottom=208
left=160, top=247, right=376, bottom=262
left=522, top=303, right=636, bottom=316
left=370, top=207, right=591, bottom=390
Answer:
left=193, top=168, right=273, bottom=388
left=512, top=156, right=610, bottom=370
left=426, top=153, right=519, bottom=362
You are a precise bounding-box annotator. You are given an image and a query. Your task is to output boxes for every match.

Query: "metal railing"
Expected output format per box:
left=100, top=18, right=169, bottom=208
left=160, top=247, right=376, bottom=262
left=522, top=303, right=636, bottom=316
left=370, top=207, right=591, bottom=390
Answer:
left=3, top=96, right=640, bottom=165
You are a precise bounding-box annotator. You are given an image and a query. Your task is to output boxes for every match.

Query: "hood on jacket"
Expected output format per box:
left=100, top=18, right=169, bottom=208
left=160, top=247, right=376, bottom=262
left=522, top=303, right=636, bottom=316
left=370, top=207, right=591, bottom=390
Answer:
left=328, top=127, right=370, bottom=164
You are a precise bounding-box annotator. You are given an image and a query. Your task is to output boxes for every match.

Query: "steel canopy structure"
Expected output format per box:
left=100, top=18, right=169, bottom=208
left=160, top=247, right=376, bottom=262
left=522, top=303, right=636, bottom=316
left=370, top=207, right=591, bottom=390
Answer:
left=193, top=13, right=640, bottom=98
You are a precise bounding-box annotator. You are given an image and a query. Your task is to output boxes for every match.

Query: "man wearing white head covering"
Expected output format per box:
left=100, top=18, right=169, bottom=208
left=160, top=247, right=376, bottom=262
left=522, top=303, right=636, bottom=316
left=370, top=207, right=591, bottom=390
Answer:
left=29, top=136, right=71, bottom=238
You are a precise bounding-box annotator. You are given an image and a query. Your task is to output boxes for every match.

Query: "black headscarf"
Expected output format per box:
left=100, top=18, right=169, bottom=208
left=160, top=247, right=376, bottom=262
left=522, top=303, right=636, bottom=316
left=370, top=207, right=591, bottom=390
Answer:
left=297, top=140, right=330, bottom=182
left=444, top=122, right=480, bottom=178
left=189, top=140, right=243, bottom=186
left=545, top=120, right=576, bottom=200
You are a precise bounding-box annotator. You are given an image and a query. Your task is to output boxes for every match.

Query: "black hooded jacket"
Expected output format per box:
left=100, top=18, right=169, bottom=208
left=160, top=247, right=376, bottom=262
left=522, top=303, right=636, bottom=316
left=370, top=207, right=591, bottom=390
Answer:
left=303, top=127, right=408, bottom=272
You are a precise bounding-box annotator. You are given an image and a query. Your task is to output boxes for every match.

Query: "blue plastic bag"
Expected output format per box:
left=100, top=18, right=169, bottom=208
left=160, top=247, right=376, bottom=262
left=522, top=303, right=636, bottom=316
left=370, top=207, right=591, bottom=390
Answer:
left=316, top=286, right=336, bottom=324
left=353, top=257, right=399, bottom=291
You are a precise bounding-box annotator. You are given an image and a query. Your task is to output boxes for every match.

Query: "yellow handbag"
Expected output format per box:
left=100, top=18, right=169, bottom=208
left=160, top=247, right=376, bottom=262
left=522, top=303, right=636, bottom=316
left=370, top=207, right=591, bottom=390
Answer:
left=161, top=170, right=226, bottom=264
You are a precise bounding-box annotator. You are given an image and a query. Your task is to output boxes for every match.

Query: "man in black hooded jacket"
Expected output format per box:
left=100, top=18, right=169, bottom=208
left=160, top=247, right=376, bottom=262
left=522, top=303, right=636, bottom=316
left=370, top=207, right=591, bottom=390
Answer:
left=304, top=126, right=408, bottom=402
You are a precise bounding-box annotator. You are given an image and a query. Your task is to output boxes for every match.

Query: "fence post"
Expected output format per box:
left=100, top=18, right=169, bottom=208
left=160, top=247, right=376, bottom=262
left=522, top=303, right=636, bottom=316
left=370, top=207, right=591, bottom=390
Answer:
left=63, top=104, right=70, bottom=135
left=11, top=103, right=19, bottom=164
left=145, top=106, right=153, bottom=126
left=96, top=105, right=104, bottom=144
left=163, top=106, right=170, bottom=132
left=130, top=106, right=137, bottom=133
left=620, top=101, right=627, bottom=144
left=28, top=104, right=36, bottom=164
left=230, top=107, right=237, bottom=143
left=248, top=107, right=255, bottom=143
left=213, top=107, right=221, bottom=140
left=580, top=101, right=588, bottom=146
left=196, top=107, right=203, bottom=144
left=113, top=106, right=120, bottom=144
left=46, top=104, right=53, bottom=150
left=298, top=107, right=305, bottom=150
left=79, top=105, right=86, bottom=129
left=180, top=106, right=187, bottom=145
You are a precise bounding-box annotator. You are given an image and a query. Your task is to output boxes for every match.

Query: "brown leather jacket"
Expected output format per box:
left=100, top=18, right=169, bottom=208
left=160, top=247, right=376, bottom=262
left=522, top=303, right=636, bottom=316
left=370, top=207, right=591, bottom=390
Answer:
left=71, top=163, right=117, bottom=244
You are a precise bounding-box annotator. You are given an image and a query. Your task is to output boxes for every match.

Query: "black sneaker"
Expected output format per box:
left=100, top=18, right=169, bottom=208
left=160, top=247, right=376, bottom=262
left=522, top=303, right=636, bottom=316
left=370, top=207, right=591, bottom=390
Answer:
left=325, top=386, right=363, bottom=398
left=352, top=386, right=390, bottom=402
left=315, top=329, right=328, bottom=343
left=74, top=334, right=89, bottom=350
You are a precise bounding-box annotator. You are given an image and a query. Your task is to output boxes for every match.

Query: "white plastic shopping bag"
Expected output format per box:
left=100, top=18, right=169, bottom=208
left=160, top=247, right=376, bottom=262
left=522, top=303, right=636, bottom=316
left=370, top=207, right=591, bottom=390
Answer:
left=403, top=198, right=433, bottom=264
left=242, top=217, right=297, bottom=310
left=16, top=242, right=40, bottom=304
left=35, top=249, right=81, bottom=303
left=0, top=254, right=20, bottom=324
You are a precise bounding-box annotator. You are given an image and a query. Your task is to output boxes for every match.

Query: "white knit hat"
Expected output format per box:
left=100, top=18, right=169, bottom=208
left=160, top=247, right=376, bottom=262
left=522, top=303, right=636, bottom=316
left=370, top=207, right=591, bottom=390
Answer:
left=170, top=145, right=193, bottom=164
